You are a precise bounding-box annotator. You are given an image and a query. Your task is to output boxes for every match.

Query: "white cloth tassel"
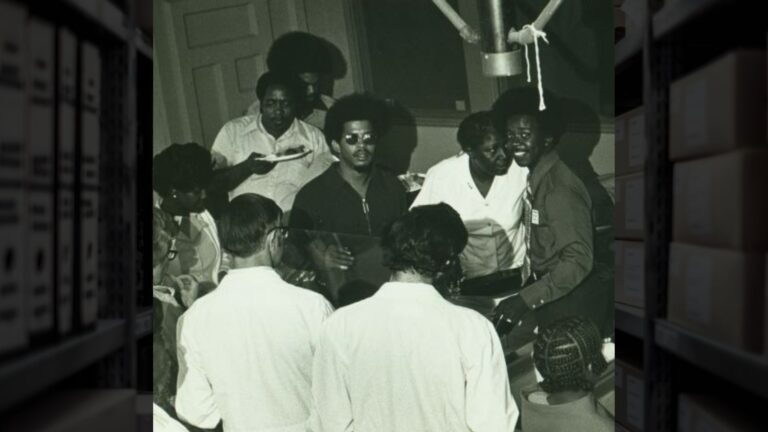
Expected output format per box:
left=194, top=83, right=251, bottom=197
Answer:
left=521, top=24, right=549, bottom=111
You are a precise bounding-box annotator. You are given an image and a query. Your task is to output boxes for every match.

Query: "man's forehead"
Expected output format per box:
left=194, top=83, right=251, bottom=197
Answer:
left=263, top=85, right=293, bottom=99
left=506, top=114, right=539, bottom=128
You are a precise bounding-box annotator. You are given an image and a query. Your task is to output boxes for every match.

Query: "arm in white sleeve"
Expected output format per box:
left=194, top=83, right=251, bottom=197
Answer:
left=311, top=322, right=354, bottom=432
left=409, top=168, right=439, bottom=209
left=175, top=314, right=221, bottom=429
left=465, top=320, right=519, bottom=432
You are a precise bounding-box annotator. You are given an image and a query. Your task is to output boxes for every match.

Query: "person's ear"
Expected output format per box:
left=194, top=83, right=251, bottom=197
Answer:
left=169, top=188, right=179, bottom=199
left=331, top=139, right=341, bottom=154
left=543, top=136, right=554, bottom=150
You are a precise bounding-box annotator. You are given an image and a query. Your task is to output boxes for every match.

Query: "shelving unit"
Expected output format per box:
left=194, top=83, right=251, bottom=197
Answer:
left=655, top=320, right=768, bottom=399
left=616, top=303, right=645, bottom=339
left=618, top=1, right=768, bottom=430
left=0, top=0, right=151, bottom=414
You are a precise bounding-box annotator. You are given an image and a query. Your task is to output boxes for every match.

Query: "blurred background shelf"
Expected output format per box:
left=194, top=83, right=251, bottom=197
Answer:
left=0, top=320, right=127, bottom=412
left=653, top=0, right=729, bottom=39
left=615, top=303, right=645, bottom=339
left=62, top=0, right=129, bottom=41
left=135, top=308, right=152, bottom=339
left=655, top=319, right=768, bottom=400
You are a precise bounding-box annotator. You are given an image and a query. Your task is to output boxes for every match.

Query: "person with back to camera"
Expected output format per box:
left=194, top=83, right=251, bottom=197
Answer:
left=521, top=316, right=613, bottom=432
left=311, top=203, right=519, bottom=432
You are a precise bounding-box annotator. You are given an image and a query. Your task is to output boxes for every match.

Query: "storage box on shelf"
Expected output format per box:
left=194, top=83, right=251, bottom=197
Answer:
left=616, top=106, right=646, bottom=176
left=615, top=240, right=645, bottom=309
left=672, top=149, right=768, bottom=251
left=614, top=172, right=645, bottom=240
left=669, top=50, right=766, bottom=161
left=668, top=243, right=765, bottom=353
left=615, top=358, right=645, bottom=432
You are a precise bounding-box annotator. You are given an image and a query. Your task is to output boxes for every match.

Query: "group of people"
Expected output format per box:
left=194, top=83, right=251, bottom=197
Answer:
left=152, top=31, right=613, bottom=432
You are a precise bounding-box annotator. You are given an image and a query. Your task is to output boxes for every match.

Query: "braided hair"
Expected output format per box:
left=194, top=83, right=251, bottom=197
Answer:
left=533, top=316, right=608, bottom=393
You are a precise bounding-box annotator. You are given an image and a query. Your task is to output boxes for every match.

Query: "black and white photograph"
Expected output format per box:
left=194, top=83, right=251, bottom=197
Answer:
left=152, top=1, right=615, bottom=431
left=5, top=0, right=768, bottom=431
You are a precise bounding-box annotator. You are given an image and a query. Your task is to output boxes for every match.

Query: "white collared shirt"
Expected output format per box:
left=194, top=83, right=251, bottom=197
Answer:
left=176, top=266, right=334, bottom=432
left=410, top=153, right=528, bottom=279
left=311, top=281, right=519, bottom=432
left=211, top=114, right=334, bottom=210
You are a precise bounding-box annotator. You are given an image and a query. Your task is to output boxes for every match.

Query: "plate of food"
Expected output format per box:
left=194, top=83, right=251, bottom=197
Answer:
left=258, top=145, right=312, bottom=162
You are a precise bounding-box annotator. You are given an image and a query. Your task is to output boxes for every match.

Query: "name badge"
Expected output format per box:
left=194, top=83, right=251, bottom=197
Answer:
left=532, top=209, right=540, bottom=225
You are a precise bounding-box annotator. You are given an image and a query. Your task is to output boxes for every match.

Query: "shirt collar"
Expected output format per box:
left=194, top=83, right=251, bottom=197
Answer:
left=530, top=150, right=560, bottom=193
left=242, top=113, right=301, bottom=140
left=225, top=266, right=281, bottom=281
left=374, top=281, right=445, bottom=302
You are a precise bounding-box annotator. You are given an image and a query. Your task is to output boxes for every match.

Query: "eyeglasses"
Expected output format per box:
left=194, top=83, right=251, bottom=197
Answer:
left=343, top=132, right=377, bottom=146
left=267, top=226, right=290, bottom=240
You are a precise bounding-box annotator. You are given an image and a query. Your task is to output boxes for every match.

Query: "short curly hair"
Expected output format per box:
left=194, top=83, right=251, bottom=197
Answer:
left=267, top=32, right=333, bottom=76
left=492, top=85, right=564, bottom=142
left=382, top=203, right=468, bottom=278
left=255, top=71, right=305, bottom=103
left=456, top=111, right=499, bottom=151
left=323, top=93, right=389, bottom=145
left=152, top=143, right=213, bottom=198
left=533, top=316, right=608, bottom=393
left=217, top=194, right=282, bottom=258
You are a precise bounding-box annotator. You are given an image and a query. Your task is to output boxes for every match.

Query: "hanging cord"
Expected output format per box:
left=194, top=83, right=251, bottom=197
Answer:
left=521, top=24, right=549, bottom=111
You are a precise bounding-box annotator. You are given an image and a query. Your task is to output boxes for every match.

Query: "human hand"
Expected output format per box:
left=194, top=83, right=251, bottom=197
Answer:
left=493, top=295, right=531, bottom=335
left=248, top=152, right=276, bottom=175
left=459, top=25, right=481, bottom=44
left=173, top=274, right=200, bottom=308
left=323, top=244, right=354, bottom=270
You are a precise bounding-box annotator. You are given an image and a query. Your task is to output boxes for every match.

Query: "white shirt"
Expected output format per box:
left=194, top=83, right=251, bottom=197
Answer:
left=411, top=153, right=528, bottom=279
left=154, top=404, right=190, bottom=432
left=311, top=281, right=519, bottom=432
left=211, top=114, right=334, bottom=210
left=176, top=266, right=334, bottom=432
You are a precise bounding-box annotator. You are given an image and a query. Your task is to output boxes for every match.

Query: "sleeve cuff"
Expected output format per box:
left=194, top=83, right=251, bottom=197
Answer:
left=520, top=280, right=549, bottom=310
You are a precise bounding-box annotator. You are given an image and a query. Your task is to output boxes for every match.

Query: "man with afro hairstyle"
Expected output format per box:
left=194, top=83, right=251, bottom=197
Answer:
left=246, top=31, right=337, bottom=130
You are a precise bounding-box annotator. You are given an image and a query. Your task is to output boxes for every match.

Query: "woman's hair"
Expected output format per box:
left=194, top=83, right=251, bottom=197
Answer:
left=381, top=203, right=468, bottom=278
left=456, top=111, right=498, bottom=151
left=533, top=316, right=608, bottom=393
left=152, top=143, right=213, bottom=198
left=267, top=31, right=332, bottom=76
left=323, top=93, right=389, bottom=145
left=217, top=194, right=282, bottom=258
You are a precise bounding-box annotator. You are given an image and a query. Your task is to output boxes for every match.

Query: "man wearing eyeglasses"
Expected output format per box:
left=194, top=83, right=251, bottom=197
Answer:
left=290, top=94, right=407, bottom=306
left=175, top=194, right=334, bottom=432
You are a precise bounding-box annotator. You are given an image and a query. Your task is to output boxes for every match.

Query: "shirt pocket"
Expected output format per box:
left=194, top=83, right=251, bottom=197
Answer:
left=532, top=208, right=556, bottom=250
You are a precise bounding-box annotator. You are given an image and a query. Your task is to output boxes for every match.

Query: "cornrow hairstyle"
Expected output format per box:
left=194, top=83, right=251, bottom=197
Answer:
left=381, top=203, right=468, bottom=279
left=456, top=111, right=498, bottom=152
left=533, top=316, right=608, bottom=393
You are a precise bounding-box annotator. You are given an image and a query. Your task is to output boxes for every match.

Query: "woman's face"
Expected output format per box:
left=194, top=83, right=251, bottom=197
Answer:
left=468, top=131, right=512, bottom=177
left=170, top=187, right=207, bottom=214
